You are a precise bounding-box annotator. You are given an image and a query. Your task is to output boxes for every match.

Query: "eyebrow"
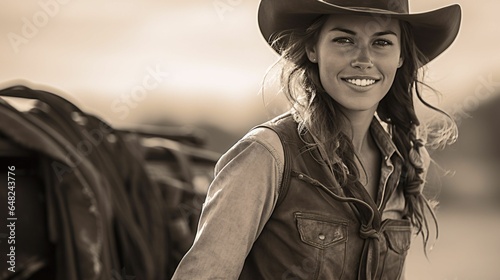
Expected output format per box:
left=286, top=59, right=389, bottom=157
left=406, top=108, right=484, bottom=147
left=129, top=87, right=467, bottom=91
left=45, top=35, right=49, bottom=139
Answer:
left=329, top=28, right=398, bottom=37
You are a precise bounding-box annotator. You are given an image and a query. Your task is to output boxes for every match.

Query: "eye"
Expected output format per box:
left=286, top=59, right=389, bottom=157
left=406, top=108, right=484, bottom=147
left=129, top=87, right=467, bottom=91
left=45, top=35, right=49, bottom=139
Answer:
left=332, top=37, right=353, bottom=45
left=373, top=39, right=393, bottom=47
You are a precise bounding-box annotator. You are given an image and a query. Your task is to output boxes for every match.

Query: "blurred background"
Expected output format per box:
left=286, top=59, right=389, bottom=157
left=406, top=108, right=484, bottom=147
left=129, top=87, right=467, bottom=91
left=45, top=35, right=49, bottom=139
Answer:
left=0, top=0, right=499, bottom=279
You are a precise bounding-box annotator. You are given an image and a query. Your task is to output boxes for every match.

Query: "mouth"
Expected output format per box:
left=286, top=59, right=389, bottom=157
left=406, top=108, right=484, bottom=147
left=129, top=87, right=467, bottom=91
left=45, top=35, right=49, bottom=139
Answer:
left=342, top=77, right=380, bottom=87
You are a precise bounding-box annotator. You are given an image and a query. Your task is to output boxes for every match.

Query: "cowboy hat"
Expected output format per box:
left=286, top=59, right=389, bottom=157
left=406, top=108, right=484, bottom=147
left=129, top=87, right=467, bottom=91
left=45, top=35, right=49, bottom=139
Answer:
left=258, top=0, right=462, bottom=63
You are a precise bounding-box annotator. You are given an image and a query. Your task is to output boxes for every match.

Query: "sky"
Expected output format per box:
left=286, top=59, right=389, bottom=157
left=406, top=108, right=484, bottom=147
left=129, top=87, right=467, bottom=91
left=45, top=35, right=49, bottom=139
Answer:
left=1, top=0, right=499, bottom=135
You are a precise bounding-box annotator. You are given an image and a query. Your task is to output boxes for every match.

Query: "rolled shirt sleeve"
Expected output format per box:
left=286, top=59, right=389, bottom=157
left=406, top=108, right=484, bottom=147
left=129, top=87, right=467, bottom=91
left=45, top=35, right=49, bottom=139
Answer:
left=172, top=128, right=284, bottom=279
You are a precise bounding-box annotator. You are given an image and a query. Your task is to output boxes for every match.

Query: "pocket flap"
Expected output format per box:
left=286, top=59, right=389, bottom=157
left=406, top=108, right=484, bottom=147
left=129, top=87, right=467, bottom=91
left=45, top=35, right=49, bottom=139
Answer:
left=295, top=213, right=347, bottom=249
left=384, top=227, right=411, bottom=254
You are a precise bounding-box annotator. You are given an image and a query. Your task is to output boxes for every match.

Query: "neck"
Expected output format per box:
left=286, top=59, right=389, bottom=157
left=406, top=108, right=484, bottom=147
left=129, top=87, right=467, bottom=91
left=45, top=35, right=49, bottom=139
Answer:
left=342, top=108, right=377, bottom=154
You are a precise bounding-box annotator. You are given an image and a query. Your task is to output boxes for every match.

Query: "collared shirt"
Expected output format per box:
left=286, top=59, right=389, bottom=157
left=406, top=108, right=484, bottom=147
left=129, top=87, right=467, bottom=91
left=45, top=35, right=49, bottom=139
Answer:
left=172, top=117, right=429, bottom=279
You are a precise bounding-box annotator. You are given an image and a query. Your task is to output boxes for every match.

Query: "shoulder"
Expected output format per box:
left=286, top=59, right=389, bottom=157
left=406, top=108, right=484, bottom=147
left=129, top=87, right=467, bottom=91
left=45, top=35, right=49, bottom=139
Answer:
left=215, top=121, right=290, bottom=181
left=217, top=126, right=285, bottom=171
left=219, top=112, right=297, bottom=167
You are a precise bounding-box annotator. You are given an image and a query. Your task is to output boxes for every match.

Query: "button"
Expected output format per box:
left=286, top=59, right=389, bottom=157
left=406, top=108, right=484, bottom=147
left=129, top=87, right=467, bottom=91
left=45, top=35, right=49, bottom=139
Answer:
left=318, top=234, right=326, bottom=240
left=384, top=156, right=388, bottom=161
left=298, top=174, right=304, bottom=179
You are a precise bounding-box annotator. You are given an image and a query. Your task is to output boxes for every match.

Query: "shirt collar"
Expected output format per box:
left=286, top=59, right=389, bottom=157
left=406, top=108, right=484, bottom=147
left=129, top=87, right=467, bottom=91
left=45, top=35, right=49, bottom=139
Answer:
left=370, top=117, right=403, bottom=160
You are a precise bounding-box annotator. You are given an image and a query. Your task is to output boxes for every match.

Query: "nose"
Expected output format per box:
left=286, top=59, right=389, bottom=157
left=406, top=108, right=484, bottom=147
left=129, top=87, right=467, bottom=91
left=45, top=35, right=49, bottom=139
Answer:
left=350, top=47, right=373, bottom=70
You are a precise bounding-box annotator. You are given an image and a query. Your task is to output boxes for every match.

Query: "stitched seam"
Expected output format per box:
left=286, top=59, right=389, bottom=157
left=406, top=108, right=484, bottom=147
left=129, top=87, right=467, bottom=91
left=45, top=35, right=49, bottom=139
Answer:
left=241, top=135, right=284, bottom=188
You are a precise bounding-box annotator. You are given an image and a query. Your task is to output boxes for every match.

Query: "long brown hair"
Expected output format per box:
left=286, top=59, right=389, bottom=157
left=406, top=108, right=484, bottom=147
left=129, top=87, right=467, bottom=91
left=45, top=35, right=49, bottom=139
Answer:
left=266, top=15, right=457, bottom=250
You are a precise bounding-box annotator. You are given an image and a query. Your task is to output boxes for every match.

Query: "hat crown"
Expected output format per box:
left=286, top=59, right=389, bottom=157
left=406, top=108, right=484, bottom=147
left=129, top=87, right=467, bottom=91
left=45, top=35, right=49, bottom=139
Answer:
left=321, top=0, right=409, bottom=14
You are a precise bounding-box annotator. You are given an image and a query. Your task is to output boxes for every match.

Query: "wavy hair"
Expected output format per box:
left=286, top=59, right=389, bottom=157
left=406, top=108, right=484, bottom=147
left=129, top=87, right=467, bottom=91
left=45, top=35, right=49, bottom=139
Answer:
left=266, top=15, right=457, bottom=251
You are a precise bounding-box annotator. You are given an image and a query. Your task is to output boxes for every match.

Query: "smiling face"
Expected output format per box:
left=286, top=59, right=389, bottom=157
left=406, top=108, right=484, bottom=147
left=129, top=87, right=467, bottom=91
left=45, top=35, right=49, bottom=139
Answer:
left=306, top=14, right=403, bottom=114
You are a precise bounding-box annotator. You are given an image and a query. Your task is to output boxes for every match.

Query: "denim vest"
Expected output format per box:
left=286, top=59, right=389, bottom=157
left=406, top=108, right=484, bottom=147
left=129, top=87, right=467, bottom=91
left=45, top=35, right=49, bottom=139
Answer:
left=239, top=114, right=411, bottom=280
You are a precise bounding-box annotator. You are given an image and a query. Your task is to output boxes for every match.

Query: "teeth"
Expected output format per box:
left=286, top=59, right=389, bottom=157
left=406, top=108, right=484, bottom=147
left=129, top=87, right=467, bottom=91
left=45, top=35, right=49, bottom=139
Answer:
left=345, top=78, right=376, bottom=87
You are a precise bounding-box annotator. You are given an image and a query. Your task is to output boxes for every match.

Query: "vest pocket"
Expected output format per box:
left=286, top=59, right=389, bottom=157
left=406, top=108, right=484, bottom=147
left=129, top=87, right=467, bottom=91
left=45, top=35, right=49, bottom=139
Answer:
left=293, top=212, right=348, bottom=279
left=296, top=213, right=347, bottom=249
left=380, top=219, right=412, bottom=279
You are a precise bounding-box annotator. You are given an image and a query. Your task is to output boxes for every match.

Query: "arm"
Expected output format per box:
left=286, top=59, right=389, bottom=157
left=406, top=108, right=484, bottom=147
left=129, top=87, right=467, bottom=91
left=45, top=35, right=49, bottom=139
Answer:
left=172, top=128, right=284, bottom=279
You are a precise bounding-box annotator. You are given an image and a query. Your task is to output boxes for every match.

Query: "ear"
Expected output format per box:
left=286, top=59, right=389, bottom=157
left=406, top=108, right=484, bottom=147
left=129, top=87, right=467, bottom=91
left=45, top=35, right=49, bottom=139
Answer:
left=306, top=45, right=318, bottom=63
left=397, top=57, right=404, bottom=68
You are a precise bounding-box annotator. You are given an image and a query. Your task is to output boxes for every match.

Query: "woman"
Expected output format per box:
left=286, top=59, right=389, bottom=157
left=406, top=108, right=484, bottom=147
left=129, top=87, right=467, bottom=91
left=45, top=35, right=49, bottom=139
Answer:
left=173, top=0, right=461, bottom=279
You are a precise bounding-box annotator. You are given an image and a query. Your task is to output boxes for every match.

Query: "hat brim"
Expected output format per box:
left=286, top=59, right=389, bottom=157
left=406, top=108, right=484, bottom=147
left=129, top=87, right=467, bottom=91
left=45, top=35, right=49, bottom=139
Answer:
left=258, top=0, right=462, bottom=63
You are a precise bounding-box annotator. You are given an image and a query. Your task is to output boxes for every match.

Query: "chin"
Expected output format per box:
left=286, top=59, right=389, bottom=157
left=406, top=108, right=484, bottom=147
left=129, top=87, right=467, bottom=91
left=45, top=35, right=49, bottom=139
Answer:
left=336, top=101, right=380, bottom=113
